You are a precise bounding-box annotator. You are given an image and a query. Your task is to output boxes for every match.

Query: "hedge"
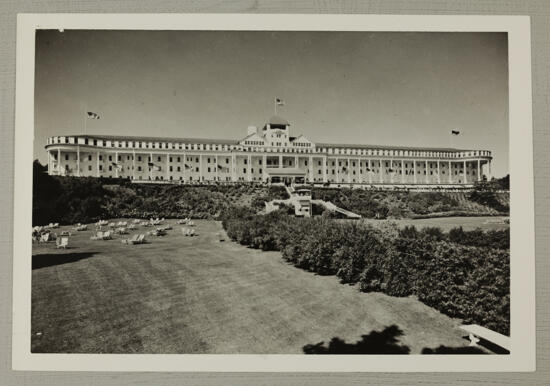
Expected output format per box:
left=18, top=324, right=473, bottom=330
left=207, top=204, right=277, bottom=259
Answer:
left=221, top=209, right=510, bottom=335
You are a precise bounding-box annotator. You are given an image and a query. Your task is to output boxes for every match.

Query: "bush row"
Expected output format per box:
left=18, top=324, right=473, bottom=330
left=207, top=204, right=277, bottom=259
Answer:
left=398, top=225, right=509, bottom=250
left=221, top=209, right=510, bottom=335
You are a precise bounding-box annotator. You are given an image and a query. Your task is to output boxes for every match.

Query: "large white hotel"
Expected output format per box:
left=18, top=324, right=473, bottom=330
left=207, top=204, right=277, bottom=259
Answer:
left=45, top=115, right=493, bottom=187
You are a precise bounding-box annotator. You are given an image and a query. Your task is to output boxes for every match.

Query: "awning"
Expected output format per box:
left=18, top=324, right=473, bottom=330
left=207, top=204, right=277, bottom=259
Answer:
left=265, top=167, right=307, bottom=177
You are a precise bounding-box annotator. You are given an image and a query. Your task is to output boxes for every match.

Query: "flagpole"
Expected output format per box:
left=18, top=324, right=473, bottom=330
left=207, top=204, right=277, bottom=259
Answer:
left=84, top=105, right=87, bottom=135
left=274, top=98, right=277, bottom=116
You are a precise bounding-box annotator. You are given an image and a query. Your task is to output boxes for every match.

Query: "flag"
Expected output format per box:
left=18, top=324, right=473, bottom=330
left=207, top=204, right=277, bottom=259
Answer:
left=87, top=111, right=100, bottom=119
left=184, top=164, right=192, bottom=169
left=148, top=162, right=154, bottom=167
left=451, top=130, right=460, bottom=135
left=275, top=98, right=285, bottom=106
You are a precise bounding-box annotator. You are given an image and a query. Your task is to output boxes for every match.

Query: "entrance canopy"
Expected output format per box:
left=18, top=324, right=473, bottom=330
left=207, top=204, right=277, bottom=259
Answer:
left=265, top=167, right=307, bottom=178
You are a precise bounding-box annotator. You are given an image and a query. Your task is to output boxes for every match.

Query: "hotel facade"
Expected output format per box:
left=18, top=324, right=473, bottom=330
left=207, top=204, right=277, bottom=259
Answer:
left=45, top=116, right=493, bottom=187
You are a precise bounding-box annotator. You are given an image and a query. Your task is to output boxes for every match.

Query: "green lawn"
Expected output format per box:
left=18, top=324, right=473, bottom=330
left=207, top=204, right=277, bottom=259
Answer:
left=32, top=220, right=484, bottom=354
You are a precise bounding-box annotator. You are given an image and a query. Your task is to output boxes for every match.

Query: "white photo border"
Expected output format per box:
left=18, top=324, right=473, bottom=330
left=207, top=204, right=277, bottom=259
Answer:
left=13, top=13, right=535, bottom=372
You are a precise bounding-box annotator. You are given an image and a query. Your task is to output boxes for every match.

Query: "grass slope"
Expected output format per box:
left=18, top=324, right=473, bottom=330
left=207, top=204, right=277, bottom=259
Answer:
left=31, top=220, right=478, bottom=354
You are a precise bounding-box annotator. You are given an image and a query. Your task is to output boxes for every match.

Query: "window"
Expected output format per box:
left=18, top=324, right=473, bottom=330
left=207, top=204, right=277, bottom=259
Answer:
left=108, top=155, right=112, bottom=161
left=196, top=157, right=199, bottom=163
left=138, top=166, right=142, bottom=171
left=177, top=157, right=180, bottom=162
left=207, top=167, right=211, bottom=172
left=195, top=167, right=199, bottom=172
left=226, top=158, right=229, bottom=164
left=118, top=155, right=121, bottom=161
left=88, top=165, right=92, bottom=171
left=109, top=166, right=112, bottom=171
left=170, top=157, right=173, bottom=162
left=88, top=155, right=92, bottom=161
left=99, top=165, right=103, bottom=171
left=99, top=155, right=103, bottom=161
left=157, top=156, right=161, bottom=162
left=243, top=168, right=246, bottom=173
left=169, top=166, right=173, bottom=172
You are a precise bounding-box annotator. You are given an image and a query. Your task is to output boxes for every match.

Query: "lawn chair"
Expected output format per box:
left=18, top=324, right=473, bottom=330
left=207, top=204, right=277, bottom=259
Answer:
left=134, top=234, right=146, bottom=244
left=102, top=231, right=112, bottom=240
left=56, top=236, right=69, bottom=249
left=122, top=234, right=140, bottom=244
left=91, top=231, right=104, bottom=240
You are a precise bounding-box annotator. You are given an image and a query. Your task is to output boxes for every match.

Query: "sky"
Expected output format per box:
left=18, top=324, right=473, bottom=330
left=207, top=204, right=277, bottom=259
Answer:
left=34, top=30, right=509, bottom=177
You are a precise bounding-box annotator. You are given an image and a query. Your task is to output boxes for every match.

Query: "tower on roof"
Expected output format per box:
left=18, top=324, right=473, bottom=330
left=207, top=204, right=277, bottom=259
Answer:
left=262, top=115, right=291, bottom=147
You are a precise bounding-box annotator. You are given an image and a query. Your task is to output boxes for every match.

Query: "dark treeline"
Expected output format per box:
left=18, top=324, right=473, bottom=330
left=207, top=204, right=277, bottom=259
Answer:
left=221, top=207, right=510, bottom=335
left=32, top=160, right=287, bottom=225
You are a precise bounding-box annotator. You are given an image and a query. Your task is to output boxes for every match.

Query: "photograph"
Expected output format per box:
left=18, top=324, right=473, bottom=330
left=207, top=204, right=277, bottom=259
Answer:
left=12, top=13, right=535, bottom=372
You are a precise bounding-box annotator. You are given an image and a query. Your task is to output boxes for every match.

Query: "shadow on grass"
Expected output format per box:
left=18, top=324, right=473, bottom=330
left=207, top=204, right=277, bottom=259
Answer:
left=421, top=345, right=486, bottom=354
left=303, top=325, right=410, bottom=354
left=32, top=251, right=98, bottom=270
left=303, top=325, right=493, bottom=355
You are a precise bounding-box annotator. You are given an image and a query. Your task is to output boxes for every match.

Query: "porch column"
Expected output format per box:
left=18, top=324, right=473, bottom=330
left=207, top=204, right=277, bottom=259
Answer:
left=390, top=161, right=394, bottom=184
left=215, top=155, right=218, bottom=181
left=348, top=158, right=351, bottom=183
left=115, top=151, right=119, bottom=178
left=379, top=160, right=383, bottom=183
left=425, top=160, right=429, bottom=184
left=231, top=153, right=237, bottom=182
left=336, top=158, right=339, bottom=183
left=437, top=160, right=440, bottom=184
left=166, top=153, right=170, bottom=181
left=263, top=154, right=267, bottom=182
left=57, top=149, right=61, bottom=175
left=449, top=161, right=452, bottom=183
left=182, top=153, right=186, bottom=182
left=309, top=155, right=313, bottom=182
left=401, top=160, right=405, bottom=183
left=463, top=160, right=467, bottom=184
left=294, top=155, right=298, bottom=168
left=489, top=160, right=492, bottom=180
left=96, top=151, right=100, bottom=177
left=368, top=159, right=372, bottom=184
left=279, top=154, right=283, bottom=168
left=248, top=154, right=252, bottom=182
left=477, top=159, right=481, bottom=182
left=132, top=150, right=136, bottom=180
left=77, top=146, right=80, bottom=177
left=199, top=154, right=203, bottom=182
left=149, top=153, right=153, bottom=180
left=413, top=161, right=417, bottom=184
left=323, top=156, right=327, bottom=183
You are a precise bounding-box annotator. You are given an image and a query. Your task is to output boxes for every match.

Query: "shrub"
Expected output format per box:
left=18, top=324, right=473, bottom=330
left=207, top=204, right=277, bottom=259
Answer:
left=221, top=211, right=510, bottom=335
